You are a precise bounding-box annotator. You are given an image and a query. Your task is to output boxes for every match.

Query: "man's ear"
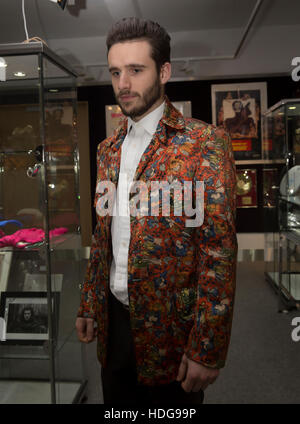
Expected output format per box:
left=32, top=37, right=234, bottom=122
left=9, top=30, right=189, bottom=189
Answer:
left=160, top=62, right=171, bottom=84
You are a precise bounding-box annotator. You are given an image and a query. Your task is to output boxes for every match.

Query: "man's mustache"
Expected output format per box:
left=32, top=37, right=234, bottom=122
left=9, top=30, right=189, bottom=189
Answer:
left=118, top=91, right=140, bottom=98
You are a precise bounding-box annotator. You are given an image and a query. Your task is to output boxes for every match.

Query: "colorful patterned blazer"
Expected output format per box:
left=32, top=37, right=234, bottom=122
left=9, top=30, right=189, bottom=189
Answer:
left=78, top=97, right=238, bottom=386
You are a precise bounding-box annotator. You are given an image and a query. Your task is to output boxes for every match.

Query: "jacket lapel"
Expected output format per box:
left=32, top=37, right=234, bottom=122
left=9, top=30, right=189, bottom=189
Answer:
left=133, top=97, right=186, bottom=182
left=133, top=123, right=168, bottom=182
left=107, top=97, right=185, bottom=185
left=107, top=121, right=127, bottom=186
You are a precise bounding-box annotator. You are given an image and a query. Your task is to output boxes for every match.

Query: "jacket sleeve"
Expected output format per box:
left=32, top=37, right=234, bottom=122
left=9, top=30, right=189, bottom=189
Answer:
left=77, top=221, right=102, bottom=319
left=184, top=126, right=237, bottom=368
left=77, top=143, right=104, bottom=319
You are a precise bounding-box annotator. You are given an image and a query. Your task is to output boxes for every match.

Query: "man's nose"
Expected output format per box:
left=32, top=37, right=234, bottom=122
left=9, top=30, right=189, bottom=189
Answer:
left=118, top=72, right=130, bottom=91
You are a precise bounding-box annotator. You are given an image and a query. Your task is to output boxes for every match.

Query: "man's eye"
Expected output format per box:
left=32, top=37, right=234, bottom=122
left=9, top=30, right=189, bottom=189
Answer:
left=111, top=71, right=120, bottom=77
left=131, top=68, right=141, bottom=74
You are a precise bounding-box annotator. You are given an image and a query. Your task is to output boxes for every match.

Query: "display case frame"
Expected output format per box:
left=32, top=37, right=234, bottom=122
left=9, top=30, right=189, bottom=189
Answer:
left=262, top=98, right=300, bottom=312
left=0, top=42, right=87, bottom=403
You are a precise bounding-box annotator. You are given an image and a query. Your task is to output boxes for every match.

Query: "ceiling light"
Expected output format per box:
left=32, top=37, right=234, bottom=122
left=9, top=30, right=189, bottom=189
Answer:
left=14, top=72, right=26, bottom=77
left=289, top=106, right=297, bottom=110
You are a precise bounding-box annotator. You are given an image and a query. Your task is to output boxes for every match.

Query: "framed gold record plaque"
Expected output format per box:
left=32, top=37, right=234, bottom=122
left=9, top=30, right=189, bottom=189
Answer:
left=236, top=169, right=257, bottom=208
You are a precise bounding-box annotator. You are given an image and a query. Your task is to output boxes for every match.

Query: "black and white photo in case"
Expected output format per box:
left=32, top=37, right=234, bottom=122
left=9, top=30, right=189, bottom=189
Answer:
left=0, top=292, right=54, bottom=344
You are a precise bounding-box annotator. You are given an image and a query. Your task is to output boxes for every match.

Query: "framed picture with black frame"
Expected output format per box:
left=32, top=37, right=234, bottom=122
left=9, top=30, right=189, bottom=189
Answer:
left=211, top=82, right=267, bottom=160
left=0, top=291, right=59, bottom=346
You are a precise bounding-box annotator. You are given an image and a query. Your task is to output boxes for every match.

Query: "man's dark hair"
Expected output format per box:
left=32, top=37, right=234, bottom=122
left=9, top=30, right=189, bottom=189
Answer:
left=106, top=17, right=171, bottom=72
left=21, top=306, right=34, bottom=321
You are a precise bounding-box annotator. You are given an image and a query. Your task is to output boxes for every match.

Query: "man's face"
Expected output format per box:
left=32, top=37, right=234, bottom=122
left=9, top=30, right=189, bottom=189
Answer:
left=23, top=310, right=32, bottom=321
left=108, top=40, right=169, bottom=121
left=233, top=101, right=243, bottom=113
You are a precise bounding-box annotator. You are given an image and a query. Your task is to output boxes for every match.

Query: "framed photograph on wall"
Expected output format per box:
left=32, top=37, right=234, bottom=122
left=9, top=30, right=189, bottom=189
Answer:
left=211, top=82, right=267, bottom=160
left=0, top=291, right=59, bottom=345
left=105, top=104, right=124, bottom=138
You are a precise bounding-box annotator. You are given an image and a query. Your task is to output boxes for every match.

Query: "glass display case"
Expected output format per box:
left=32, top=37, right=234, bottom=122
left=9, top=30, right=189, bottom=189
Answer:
left=262, top=99, right=300, bottom=311
left=0, top=42, right=86, bottom=403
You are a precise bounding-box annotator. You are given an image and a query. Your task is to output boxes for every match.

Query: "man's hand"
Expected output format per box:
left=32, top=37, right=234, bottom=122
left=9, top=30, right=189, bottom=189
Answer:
left=75, top=317, right=97, bottom=343
left=176, top=353, right=219, bottom=392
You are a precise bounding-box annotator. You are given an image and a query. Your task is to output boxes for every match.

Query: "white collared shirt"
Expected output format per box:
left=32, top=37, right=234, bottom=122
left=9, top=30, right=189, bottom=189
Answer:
left=110, top=101, right=165, bottom=305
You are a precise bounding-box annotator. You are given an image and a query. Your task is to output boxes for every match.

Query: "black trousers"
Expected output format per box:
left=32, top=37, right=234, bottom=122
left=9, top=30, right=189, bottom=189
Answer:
left=101, top=290, right=204, bottom=405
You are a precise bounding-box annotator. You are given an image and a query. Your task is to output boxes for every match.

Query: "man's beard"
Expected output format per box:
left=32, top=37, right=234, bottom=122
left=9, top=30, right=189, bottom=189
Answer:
left=116, top=76, right=162, bottom=119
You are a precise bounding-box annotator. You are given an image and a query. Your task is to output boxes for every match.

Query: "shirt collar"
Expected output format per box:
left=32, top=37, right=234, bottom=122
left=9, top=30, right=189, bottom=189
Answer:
left=127, top=101, right=165, bottom=136
left=111, top=96, right=185, bottom=151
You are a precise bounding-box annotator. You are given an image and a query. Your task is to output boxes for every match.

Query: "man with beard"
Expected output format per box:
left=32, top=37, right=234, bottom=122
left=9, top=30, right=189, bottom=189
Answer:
left=10, top=306, right=47, bottom=334
left=76, top=17, right=237, bottom=405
